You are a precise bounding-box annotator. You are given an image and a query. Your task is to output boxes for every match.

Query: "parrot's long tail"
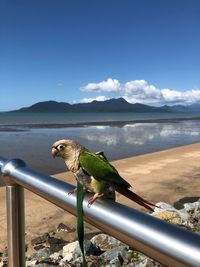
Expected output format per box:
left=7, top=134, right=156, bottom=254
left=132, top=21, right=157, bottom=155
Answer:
left=115, top=185, right=158, bottom=212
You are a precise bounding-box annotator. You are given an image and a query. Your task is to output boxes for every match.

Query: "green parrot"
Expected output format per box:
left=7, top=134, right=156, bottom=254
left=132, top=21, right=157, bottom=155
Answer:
left=51, top=139, right=156, bottom=211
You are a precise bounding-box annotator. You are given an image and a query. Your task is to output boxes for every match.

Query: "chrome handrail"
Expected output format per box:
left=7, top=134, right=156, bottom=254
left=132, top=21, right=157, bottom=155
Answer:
left=0, top=157, right=200, bottom=267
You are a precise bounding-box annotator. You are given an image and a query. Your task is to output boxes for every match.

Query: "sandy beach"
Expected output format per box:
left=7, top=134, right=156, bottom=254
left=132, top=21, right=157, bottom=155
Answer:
left=0, top=142, right=200, bottom=254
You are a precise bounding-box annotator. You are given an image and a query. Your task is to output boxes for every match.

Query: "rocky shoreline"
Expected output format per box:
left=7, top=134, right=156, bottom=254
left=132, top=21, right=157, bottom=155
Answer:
left=0, top=199, right=199, bottom=267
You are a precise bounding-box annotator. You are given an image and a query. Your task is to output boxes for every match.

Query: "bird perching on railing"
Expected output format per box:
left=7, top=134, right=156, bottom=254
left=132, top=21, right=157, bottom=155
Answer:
left=51, top=139, right=157, bottom=266
left=51, top=139, right=156, bottom=210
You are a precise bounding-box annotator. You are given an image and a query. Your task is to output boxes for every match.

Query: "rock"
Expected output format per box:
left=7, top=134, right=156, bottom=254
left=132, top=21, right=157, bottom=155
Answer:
left=62, top=241, right=79, bottom=261
left=90, top=233, right=126, bottom=250
left=152, top=210, right=182, bottom=225
left=31, top=233, right=50, bottom=247
left=137, top=258, right=163, bottom=267
left=48, top=236, right=67, bottom=252
left=100, top=246, right=127, bottom=261
left=27, top=256, right=61, bottom=266
left=174, top=197, right=200, bottom=209
left=100, top=246, right=128, bottom=266
left=34, top=264, right=58, bottom=267
left=35, top=258, right=59, bottom=266
left=0, top=250, right=8, bottom=267
left=152, top=201, right=200, bottom=232
left=153, top=202, right=177, bottom=213
left=26, top=260, right=37, bottom=266
left=49, top=251, right=63, bottom=261
left=72, top=255, right=100, bottom=267
left=179, top=200, right=200, bottom=231
left=56, top=223, right=76, bottom=233
left=62, top=240, right=102, bottom=263
left=105, top=257, right=122, bottom=266
left=183, top=200, right=200, bottom=212
left=30, top=247, right=52, bottom=262
left=31, top=233, right=67, bottom=252
left=152, top=201, right=190, bottom=225
left=126, top=255, right=163, bottom=267
left=25, top=201, right=200, bottom=267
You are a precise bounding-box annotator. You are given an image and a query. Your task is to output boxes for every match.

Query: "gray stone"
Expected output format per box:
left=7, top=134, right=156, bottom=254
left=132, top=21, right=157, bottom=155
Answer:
left=30, top=248, right=52, bottom=262
left=27, top=201, right=200, bottom=267
left=90, top=234, right=126, bottom=251
left=26, top=260, right=37, bottom=267
left=183, top=200, right=200, bottom=212
left=31, top=233, right=50, bottom=247
left=72, top=255, right=100, bottom=267
left=62, top=239, right=101, bottom=264
left=174, top=197, right=200, bottom=209
left=49, top=251, right=63, bottom=261
left=56, top=223, right=76, bottom=233
left=31, top=233, right=67, bottom=252
left=153, top=202, right=177, bottom=213
left=177, top=201, right=200, bottom=231
left=34, top=265, right=58, bottom=267
left=62, top=240, right=78, bottom=262
left=106, top=257, right=122, bottom=266
left=100, top=246, right=128, bottom=266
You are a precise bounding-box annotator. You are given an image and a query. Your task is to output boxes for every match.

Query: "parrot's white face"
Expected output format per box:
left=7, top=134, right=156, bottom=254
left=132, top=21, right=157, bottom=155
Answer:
left=51, top=139, right=81, bottom=159
left=52, top=139, right=82, bottom=172
left=52, top=140, right=72, bottom=158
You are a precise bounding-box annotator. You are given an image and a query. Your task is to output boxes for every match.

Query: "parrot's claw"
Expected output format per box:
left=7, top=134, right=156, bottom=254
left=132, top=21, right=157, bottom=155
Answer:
left=68, top=188, right=77, bottom=195
left=87, top=193, right=104, bottom=208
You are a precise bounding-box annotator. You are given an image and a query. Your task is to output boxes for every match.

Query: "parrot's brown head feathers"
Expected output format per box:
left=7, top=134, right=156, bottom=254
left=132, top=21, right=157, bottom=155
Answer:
left=51, top=139, right=82, bottom=159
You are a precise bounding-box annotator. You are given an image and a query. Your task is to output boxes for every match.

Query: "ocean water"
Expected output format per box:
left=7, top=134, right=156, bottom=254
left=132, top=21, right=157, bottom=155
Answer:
left=0, top=112, right=200, bottom=179
left=1, top=111, right=200, bottom=128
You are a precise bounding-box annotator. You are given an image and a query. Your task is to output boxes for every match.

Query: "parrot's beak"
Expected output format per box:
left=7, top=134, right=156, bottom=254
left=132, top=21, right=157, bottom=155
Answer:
left=51, top=148, right=58, bottom=158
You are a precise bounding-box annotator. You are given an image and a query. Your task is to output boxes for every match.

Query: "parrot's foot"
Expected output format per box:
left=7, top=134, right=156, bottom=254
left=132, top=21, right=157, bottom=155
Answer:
left=68, top=188, right=77, bottom=195
left=87, top=193, right=104, bottom=207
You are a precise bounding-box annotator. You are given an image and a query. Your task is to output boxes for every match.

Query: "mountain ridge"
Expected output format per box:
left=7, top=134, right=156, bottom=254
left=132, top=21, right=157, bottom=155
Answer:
left=8, top=98, right=200, bottom=113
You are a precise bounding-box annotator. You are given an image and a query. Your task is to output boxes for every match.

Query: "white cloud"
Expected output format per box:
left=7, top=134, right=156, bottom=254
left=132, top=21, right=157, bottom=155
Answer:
left=124, top=80, right=147, bottom=93
left=80, top=78, right=121, bottom=92
left=123, top=80, right=163, bottom=104
left=80, top=96, right=109, bottom=103
left=80, top=78, right=200, bottom=105
left=161, top=89, right=200, bottom=104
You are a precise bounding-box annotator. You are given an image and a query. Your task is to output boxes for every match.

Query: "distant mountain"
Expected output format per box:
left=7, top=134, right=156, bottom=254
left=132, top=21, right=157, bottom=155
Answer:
left=10, top=98, right=200, bottom=113
left=72, top=98, right=165, bottom=112
left=16, top=101, right=72, bottom=112
left=171, top=103, right=200, bottom=113
left=163, top=103, right=200, bottom=113
left=11, top=98, right=170, bottom=113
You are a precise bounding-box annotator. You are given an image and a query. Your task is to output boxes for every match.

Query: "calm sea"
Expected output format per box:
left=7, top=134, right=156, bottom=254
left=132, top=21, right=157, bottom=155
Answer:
left=0, top=112, right=200, bottom=178
left=1, top=111, right=200, bottom=127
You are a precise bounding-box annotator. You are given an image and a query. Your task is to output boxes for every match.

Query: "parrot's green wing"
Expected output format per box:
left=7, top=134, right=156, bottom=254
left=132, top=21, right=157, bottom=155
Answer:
left=79, top=150, right=130, bottom=188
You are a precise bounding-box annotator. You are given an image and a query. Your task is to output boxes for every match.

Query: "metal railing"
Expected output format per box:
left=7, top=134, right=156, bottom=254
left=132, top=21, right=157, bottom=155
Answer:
left=0, top=157, right=200, bottom=267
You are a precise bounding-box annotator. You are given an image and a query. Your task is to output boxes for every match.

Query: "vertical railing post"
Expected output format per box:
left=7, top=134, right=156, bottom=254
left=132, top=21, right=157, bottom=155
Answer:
left=6, top=184, right=25, bottom=267
left=2, top=159, right=26, bottom=267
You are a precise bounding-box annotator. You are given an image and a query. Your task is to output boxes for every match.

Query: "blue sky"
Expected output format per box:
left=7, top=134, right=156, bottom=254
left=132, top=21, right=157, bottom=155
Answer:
left=0, top=0, right=200, bottom=111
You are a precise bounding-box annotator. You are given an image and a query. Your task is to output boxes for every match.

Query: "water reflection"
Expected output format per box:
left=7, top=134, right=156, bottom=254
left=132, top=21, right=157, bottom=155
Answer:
left=82, top=122, right=200, bottom=147
left=0, top=120, right=200, bottom=176
left=79, top=121, right=200, bottom=161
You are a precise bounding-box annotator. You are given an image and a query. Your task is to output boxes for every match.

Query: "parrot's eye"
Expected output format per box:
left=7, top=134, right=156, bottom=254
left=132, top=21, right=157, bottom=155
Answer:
left=57, top=144, right=65, bottom=151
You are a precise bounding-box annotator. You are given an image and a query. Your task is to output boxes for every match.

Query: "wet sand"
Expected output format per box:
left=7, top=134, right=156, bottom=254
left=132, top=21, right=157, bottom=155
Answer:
left=0, top=143, right=200, bottom=252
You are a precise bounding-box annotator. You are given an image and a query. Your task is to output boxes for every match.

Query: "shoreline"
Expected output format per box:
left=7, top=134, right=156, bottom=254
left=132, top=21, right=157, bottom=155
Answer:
left=1, top=115, right=200, bottom=130
left=0, top=143, right=200, bottom=252
left=1, top=141, right=200, bottom=187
